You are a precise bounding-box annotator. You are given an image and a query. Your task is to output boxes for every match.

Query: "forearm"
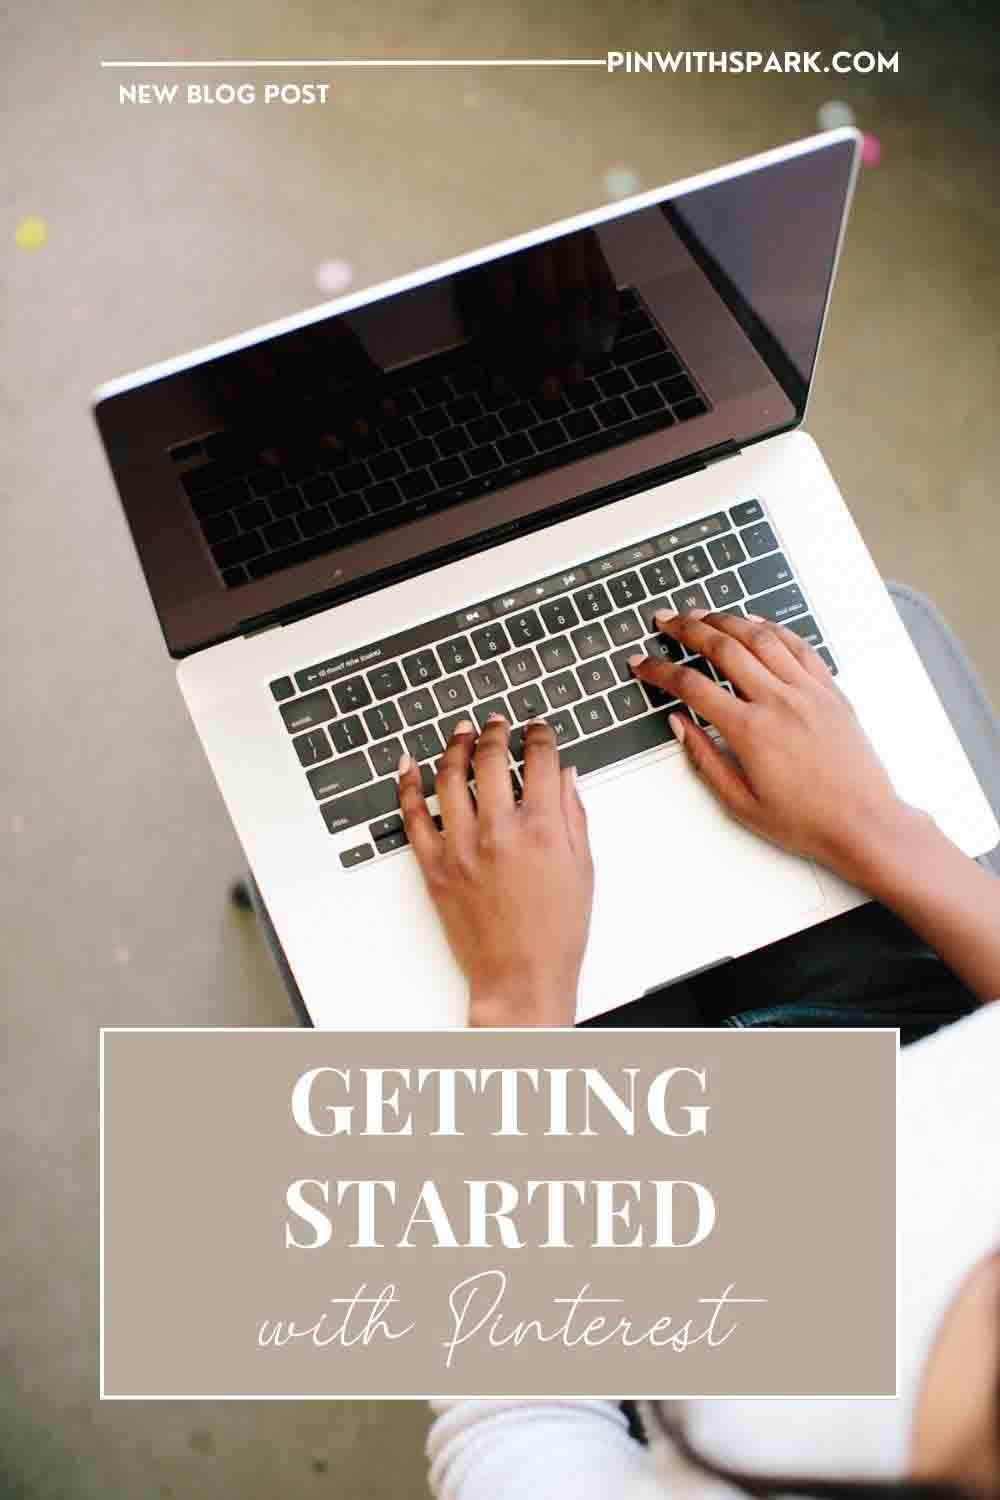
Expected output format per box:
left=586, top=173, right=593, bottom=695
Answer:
left=840, top=807, right=1000, bottom=1004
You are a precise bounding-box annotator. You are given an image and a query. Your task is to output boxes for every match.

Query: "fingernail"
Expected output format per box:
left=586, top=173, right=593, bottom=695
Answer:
left=526, top=716, right=548, bottom=726
left=485, top=712, right=508, bottom=725
left=398, top=752, right=412, bottom=775
left=260, top=446, right=281, bottom=468
left=654, top=609, right=677, bottom=627
left=747, top=613, right=765, bottom=623
left=452, top=719, right=475, bottom=735
left=669, top=713, right=687, bottom=744
left=627, top=653, right=643, bottom=668
left=686, top=608, right=708, bottom=620
left=540, top=375, right=562, bottom=401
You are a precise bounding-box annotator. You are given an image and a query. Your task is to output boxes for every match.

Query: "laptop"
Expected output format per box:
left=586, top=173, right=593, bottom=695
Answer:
left=94, top=129, right=998, bottom=1027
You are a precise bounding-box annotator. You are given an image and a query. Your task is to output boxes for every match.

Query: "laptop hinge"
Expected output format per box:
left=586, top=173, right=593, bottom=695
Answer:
left=238, top=439, right=742, bottom=640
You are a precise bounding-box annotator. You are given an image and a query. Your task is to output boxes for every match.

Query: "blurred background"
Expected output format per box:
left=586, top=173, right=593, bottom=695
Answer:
left=3, top=0, right=998, bottom=1494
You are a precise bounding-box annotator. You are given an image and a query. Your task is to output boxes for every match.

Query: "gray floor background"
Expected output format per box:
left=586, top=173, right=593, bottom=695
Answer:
left=3, top=1, right=998, bottom=1495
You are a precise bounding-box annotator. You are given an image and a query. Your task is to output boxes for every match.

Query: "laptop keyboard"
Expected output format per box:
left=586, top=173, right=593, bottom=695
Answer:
left=268, top=499, right=838, bottom=870
left=170, top=289, right=710, bottom=588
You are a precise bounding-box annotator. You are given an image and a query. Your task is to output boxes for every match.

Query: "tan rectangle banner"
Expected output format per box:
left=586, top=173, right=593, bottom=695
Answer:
left=101, top=1028, right=896, bottom=1398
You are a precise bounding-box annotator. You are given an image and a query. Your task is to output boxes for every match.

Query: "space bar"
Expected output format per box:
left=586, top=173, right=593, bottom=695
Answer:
left=559, top=711, right=678, bottom=777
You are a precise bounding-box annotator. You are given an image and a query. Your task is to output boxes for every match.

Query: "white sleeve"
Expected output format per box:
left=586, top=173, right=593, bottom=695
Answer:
left=427, top=1399, right=667, bottom=1500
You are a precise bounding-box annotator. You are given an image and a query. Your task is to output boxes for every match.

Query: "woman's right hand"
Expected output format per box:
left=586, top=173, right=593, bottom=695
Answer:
left=629, top=609, right=921, bottom=889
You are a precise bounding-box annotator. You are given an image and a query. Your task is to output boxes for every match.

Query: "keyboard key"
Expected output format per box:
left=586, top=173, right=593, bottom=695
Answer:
left=320, top=777, right=400, bottom=835
left=608, top=571, right=645, bottom=607
left=606, top=609, right=644, bottom=646
left=399, top=688, right=437, bottom=725
left=304, top=475, right=335, bottom=505
left=544, top=671, right=582, bottom=709
left=567, top=379, right=600, bottom=409
left=330, top=716, right=368, bottom=753
left=419, top=762, right=436, bottom=797
left=731, top=499, right=764, bottom=526
left=671, top=583, right=711, bottom=614
left=575, top=698, right=614, bottom=735
left=674, top=546, right=712, bottom=582
left=338, top=462, right=370, bottom=492
left=473, top=696, right=510, bottom=729
left=609, top=646, right=644, bottom=683
left=307, top=751, right=372, bottom=801
left=539, top=635, right=577, bottom=672
left=340, top=844, right=375, bottom=869
left=627, top=385, right=667, bottom=416
left=633, top=351, right=682, bottom=385
left=371, top=451, right=405, bottom=481
left=365, top=481, right=402, bottom=514
left=249, top=469, right=285, bottom=497
left=674, top=396, right=707, bottom=421
left=369, top=737, right=404, bottom=777
left=573, top=584, right=612, bottom=620
left=560, top=709, right=678, bottom=778
left=466, top=443, right=502, bottom=475
left=785, top=615, right=824, bottom=648
left=749, top=584, right=806, bottom=624
left=636, top=595, right=674, bottom=633
left=641, top=559, right=680, bottom=594
left=415, top=407, right=450, bottom=437
left=571, top=623, right=610, bottom=660
left=597, top=368, right=634, bottom=398
left=741, top=521, right=777, bottom=557
left=399, top=468, right=436, bottom=500
left=545, top=710, right=579, bottom=746
left=472, top=623, right=511, bottom=660
left=528, top=421, right=565, bottom=451
left=332, top=676, right=372, bottom=713
left=708, top=533, right=746, bottom=569
left=292, top=727, right=332, bottom=767
left=660, top=373, right=698, bottom=405
left=270, top=677, right=295, bottom=702
left=213, top=532, right=266, bottom=568
left=540, top=597, right=579, bottom=633
left=298, top=506, right=335, bottom=538
left=656, top=514, right=728, bottom=551
left=434, top=675, right=473, bottom=713
left=202, top=512, right=236, bottom=544
left=469, top=662, right=506, bottom=698
left=507, top=610, right=544, bottom=646
left=609, top=683, right=647, bottom=721
left=438, top=637, right=476, bottom=672
left=499, top=432, right=533, bottom=463
left=280, top=690, right=336, bottom=733
left=402, top=437, right=437, bottom=467
left=365, top=702, right=403, bottom=740
left=375, top=828, right=409, bottom=855
left=402, top=649, right=442, bottom=686
left=614, top=329, right=665, bottom=363
left=706, top=571, right=745, bottom=608
left=577, top=659, right=616, bottom=696
left=501, top=403, right=536, bottom=433
left=439, top=712, right=475, bottom=743
left=405, top=724, right=444, bottom=762
left=448, top=395, right=481, bottom=424
left=508, top=684, right=547, bottom=721
left=740, top=552, right=794, bottom=596
left=332, top=494, right=367, bottom=525
left=502, top=648, right=541, bottom=686
left=468, top=414, right=503, bottom=445
left=817, top=647, right=838, bottom=675
left=564, top=409, right=599, bottom=439
left=370, top=814, right=404, bottom=841
left=432, top=456, right=467, bottom=487
left=366, top=663, right=406, bottom=701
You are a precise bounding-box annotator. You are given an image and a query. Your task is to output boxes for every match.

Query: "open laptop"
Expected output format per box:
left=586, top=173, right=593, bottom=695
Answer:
left=94, top=129, right=998, bottom=1027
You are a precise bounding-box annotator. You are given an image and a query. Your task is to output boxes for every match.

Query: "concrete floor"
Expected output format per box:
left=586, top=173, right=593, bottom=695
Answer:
left=3, top=0, right=998, bottom=1495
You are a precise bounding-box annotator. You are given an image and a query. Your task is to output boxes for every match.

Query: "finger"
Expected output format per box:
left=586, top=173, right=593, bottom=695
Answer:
left=434, top=721, right=478, bottom=845
left=670, top=609, right=804, bottom=689
left=473, top=715, right=516, bottom=830
left=519, top=718, right=563, bottom=817
left=747, top=614, right=837, bottom=688
left=560, top=764, right=591, bottom=861
left=629, top=651, right=743, bottom=735
left=655, top=608, right=783, bottom=698
left=397, top=753, right=441, bottom=869
left=670, top=713, right=758, bottom=824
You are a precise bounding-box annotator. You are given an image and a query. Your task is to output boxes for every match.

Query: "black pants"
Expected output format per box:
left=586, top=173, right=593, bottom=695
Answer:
left=580, top=901, right=978, bottom=1045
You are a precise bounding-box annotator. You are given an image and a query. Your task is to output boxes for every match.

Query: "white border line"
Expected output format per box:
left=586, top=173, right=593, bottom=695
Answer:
left=100, top=1025, right=899, bottom=1402
left=101, top=58, right=607, bottom=68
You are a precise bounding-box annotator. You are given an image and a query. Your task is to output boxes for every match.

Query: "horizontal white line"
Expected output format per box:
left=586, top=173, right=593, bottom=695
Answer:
left=100, top=58, right=607, bottom=69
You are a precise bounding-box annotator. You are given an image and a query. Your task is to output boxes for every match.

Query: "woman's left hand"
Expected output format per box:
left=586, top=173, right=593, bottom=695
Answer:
left=398, top=715, right=594, bottom=1027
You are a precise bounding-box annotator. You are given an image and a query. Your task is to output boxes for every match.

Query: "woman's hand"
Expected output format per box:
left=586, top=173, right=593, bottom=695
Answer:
left=629, top=609, right=917, bottom=887
left=398, top=715, right=594, bottom=1027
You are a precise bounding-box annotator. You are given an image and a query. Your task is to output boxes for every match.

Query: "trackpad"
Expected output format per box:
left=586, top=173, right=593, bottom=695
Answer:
left=576, top=751, right=826, bottom=1019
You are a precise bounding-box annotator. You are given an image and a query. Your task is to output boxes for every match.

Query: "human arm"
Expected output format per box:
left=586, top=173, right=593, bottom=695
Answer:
left=397, top=715, right=594, bottom=1027
left=630, top=609, right=1000, bottom=1003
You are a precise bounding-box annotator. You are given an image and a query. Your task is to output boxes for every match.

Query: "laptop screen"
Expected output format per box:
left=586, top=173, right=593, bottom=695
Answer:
left=95, top=132, right=857, bottom=656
